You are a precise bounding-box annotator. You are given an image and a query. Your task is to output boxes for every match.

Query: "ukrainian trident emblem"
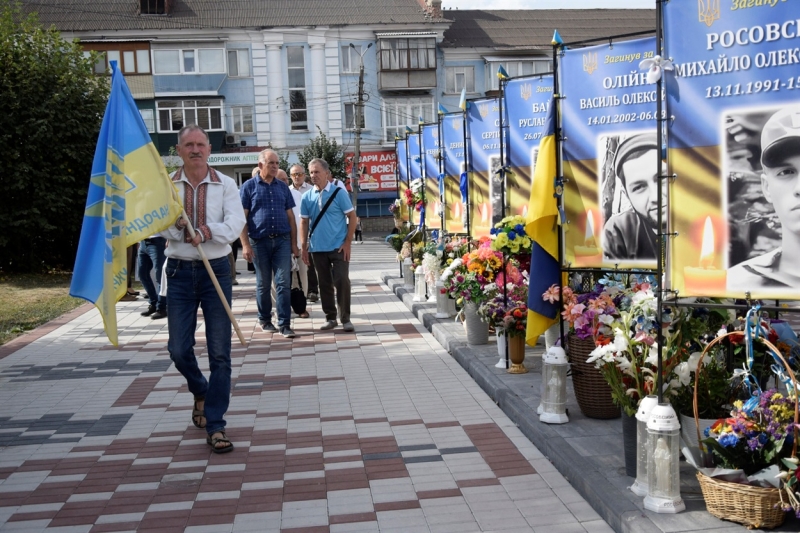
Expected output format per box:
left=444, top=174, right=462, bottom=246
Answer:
left=520, top=83, right=532, bottom=101
left=698, top=0, right=720, bottom=27
left=583, top=52, right=597, bottom=75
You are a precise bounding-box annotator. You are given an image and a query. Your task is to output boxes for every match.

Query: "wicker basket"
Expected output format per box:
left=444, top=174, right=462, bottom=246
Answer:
left=693, top=332, right=797, bottom=529
left=567, top=334, right=620, bottom=419
left=696, top=472, right=785, bottom=529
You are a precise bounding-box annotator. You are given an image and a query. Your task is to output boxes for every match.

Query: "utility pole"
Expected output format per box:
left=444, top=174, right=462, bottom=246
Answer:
left=349, top=43, right=372, bottom=210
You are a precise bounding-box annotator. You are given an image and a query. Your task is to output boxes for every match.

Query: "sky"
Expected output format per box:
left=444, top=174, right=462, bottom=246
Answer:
left=441, top=0, right=654, bottom=8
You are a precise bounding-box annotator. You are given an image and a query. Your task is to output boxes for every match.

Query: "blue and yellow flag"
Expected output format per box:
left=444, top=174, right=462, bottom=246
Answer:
left=458, top=87, right=467, bottom=111
left=70, top=63, right=183, bottom=345
left=438, top=103, right=448, bottom=115
left=525, top=97, right=560, bottom=346
left=497, top=65, right=509, bottom=80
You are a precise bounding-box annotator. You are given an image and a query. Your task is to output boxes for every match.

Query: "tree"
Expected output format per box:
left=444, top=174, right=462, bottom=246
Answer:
left=0, top=1, right=108, bottom=272
left=297, top=127, right=347, bottom=182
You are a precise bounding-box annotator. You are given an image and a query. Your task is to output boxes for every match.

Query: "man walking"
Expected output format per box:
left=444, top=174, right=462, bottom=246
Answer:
left=138, top=234, right=167, bottom=319
left=240, top=149, right=300, bottom=337
left=289, top=164, right=317, bottom=307
left=300, top=159, right=357, bottom=332
left=161, top=125, right=245, bottom=454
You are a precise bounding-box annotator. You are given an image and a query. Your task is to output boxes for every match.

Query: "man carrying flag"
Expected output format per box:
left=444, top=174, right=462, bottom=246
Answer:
left=163, top=124, right=245, bottom=454
left=525, top=97, right=561, bottom=346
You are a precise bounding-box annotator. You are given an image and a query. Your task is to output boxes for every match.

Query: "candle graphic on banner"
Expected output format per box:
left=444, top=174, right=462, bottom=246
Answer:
left=573, top=210, right=602, bottom=266
left=683, top=216, right=726, bottom=295
left=480, top=202, right=489, bottom=223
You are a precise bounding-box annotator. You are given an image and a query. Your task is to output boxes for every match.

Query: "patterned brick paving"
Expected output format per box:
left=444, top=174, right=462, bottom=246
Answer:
left=0, top=243, right=611, bottom=532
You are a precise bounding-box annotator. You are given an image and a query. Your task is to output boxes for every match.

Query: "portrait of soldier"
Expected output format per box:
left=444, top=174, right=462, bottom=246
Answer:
left=728, top=105, right=800, bottom=289
left=601, top=132, right=663, bottom=262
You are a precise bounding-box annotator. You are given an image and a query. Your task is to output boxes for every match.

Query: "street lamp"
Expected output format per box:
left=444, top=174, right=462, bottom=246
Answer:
left=348, top=43, right=373, bottom=210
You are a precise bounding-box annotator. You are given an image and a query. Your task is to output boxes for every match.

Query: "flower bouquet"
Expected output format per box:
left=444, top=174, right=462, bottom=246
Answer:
left=441, top=244, right=505, bottom=308
left=405, top=179, right=424, bottom=211
left=478, top=265, right=528, bottom=332
left=702, top=391, right=796, bottom=476
left=388, top=198, right=402, bottom=218
left=585, top=281, right=692, bottom=416
left=490, top=215, right=532, bottom=259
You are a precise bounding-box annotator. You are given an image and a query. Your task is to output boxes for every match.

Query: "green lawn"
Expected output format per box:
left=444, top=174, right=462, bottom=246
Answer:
left=0, top=272, right=87, bottom=345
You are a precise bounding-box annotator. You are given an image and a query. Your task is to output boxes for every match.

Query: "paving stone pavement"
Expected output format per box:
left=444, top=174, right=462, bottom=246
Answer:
left=0, top=240, right=612, bottom=533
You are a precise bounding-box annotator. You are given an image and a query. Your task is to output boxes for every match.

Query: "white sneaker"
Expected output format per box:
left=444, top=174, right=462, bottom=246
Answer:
left=320, top=320, right=337, bottom=331
left=342, top=322, right=355, bottom=332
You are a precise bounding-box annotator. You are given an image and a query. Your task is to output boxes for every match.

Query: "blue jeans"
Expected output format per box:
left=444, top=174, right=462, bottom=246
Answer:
left=137, top=237, right=167, bottom=311
left=165, top=257, right=232, bottom=436
left=250, top=233, right=292, bottom=327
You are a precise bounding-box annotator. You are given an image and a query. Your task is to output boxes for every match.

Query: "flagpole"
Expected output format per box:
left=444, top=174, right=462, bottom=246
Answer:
left=463, top=108, right=472, bottom=251
left=173, top=192, right=247, bottom=347
left=553, top=36, right=566, bottom=349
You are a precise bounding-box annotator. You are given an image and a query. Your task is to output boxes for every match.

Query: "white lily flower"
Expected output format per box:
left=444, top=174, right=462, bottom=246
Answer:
left=598, top=314, right=614, bottom=325
left=674, top=362, right=691, bottom=386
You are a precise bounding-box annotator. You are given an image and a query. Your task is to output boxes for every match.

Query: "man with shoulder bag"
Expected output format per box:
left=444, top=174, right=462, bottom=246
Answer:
left=300, top=159, right=356, bottom=332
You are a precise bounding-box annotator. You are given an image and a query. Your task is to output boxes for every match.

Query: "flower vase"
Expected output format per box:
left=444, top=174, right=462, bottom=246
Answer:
left=679, top=413, right=717, bottom=450
left=508, top=335, right=528, bottom=374
left=621, top=411, right=637, bottom=478
left=463, top=302, right=488, bottom=345
left=567, top=334, right=620, bottom=420
left=495, top=328, right=507, bottom=369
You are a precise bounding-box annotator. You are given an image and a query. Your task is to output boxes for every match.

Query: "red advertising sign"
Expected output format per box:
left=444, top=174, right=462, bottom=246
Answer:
left=345, top=151, right=397, bottom=192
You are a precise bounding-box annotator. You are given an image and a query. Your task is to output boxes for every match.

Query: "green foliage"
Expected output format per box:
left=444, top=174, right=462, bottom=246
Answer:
left=278, top=151, right=291, bottom=174
left=296, top=127, right=347, bottom=181
left=0, top=0, right=109, bottom=272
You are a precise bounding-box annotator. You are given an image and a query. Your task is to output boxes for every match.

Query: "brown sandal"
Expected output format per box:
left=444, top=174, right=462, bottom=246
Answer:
left=207, top=431, right=234, bottom=454
left=192, top=397, right=206, bottom=429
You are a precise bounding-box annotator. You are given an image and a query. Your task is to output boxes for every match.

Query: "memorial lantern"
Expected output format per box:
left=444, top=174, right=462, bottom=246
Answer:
left=644, top=403, right=685, bottom=513
left=403, top=258, right=413, bottom=288
left=631, top=395, right=658, bottom=496
left=435, top=280, right=454, bottom=318
left=413, top=266, right=426, bottom=302
left=539, top=347, right=569, bottom=424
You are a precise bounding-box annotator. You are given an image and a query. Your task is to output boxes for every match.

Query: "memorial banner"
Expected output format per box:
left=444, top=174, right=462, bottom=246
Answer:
left=396, top=139, right=409, bottom=223
left=505, top=75, right=554, bottom=220
left=467, top=97, right=501, bottom=237
left=422, top=123, right=441, bottom=229
left=407, top=133, right=422, bottom=225
left=665, top=0, right=800, bottom=299
left=442, top=114, right=466, bottom=234
left=561, top=36, right=658, bottom=268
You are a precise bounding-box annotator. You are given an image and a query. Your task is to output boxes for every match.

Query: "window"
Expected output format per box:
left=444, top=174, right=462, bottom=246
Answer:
left=230, top=106, right=254, bottom=133
left=486, top=59, right=551, bottom=91
left=140, top=0, right=167, bottom=15
left=344, top=103, right=365, bottom=130
left=445, top=66, right=474, bottom=94
left=341, top=46, right=360, bottom=73
left=156, top=100, right=223, bottom=132
left=139, top=109, right=155, bottom=133
left=379, top=38, right=435, bottom=71
left=153, top=48, right=225, bottom=74
left=83, top=44, right=151, bottom=75
left=227, top=49, right=250, bottom=77
left=382, top=97, right=433, bottom=142
left=287, top=46, right=307, bottom=131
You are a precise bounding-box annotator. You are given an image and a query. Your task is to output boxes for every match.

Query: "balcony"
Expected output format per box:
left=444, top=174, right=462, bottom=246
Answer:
left=377, top=35, right=437, bottom=91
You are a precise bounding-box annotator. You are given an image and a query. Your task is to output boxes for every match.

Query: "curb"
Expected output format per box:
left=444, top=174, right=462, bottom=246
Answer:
left=383, top=273, right=660, bottom=533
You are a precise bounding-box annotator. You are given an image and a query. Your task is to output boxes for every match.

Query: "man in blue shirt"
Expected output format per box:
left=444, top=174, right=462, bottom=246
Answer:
left=240, top=149, right=300, bottom=337
left=300, top=158, right=357, bottom=332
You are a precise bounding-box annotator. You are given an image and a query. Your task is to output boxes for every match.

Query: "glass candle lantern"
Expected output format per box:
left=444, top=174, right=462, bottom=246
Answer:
left=644, top=403, right=685, bottom=513
left=630, top=395, right=658, bottom=496
left=402, top=258, right=413, bottom=288
left=435, top=280, right=452, bottom=318
left=413, top=267, right=426, bottom=302
left=539, top=347, right=569, bottom=424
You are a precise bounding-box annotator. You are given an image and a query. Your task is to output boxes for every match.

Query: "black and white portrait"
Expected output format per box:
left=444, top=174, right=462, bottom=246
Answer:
left=725, top=104, right=800, bottom=290
left=489, top=154, right=503, bottom=226
left=598, top=131, right=663, bottom=262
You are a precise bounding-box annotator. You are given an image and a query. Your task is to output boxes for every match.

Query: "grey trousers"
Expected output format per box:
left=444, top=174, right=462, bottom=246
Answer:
left=311, top=250, right=351, bottom=324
